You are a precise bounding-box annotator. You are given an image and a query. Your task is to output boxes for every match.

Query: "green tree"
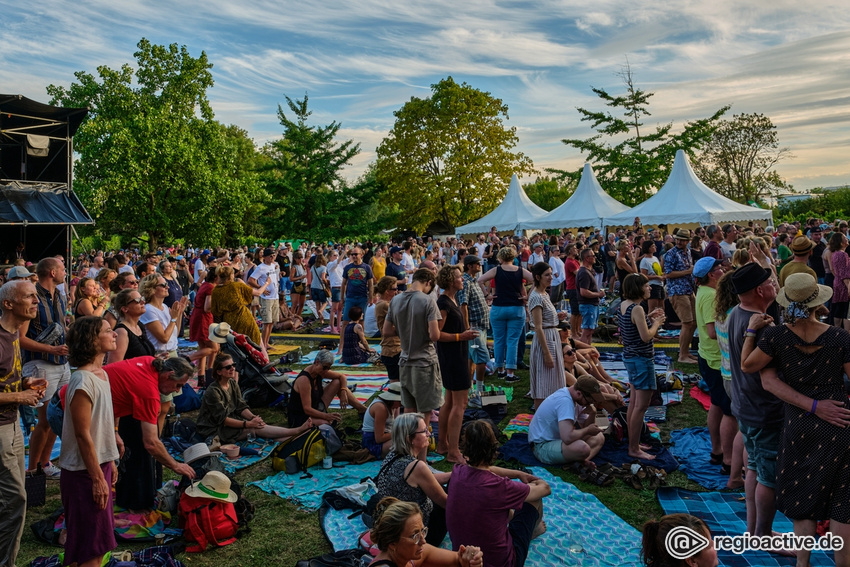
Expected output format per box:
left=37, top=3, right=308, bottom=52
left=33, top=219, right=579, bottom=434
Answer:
left=47, top=38, right=263, bottom=250
left=551, top=64, right=728, bottom=206
left=376, top=77, right=535, bottom=232
left=774, top=186, right=850, bottom=225
left=692, top=113, right=792, bottom=205
left=523, top=176, right=575, bottom=211
left=260, top=94, right=364, bottom=241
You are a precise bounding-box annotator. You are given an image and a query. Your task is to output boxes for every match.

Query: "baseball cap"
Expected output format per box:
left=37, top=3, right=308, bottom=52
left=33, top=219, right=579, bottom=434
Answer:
left=7, top=266, right=33, bottom=280
left=389, top=246, right=403, bottom=255
left=263, top=247, right=275, bottom=257
left=693, top=257, right=722, bottom=278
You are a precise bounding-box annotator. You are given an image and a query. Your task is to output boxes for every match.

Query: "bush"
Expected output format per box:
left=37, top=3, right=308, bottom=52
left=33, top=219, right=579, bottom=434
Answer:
left=774, top=187, right=850, bottom=225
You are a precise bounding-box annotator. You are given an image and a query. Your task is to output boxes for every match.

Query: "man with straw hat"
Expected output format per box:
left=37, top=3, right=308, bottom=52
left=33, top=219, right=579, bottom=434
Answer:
left=663, top=229, right=698, bottom=363
left=778, top=236, right=817, bottom=287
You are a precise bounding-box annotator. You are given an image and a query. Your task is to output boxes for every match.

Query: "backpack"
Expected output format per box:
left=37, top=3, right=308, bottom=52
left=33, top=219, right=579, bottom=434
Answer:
left=178, top=494, right=239, bottom=553
left=271, top=426, right=325, bottom=476
left=610, top=406, right=653, bottom=444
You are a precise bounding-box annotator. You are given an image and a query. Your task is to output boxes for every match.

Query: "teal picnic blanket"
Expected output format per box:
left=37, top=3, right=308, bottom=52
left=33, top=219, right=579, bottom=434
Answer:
left=322, top=467, right=643, bottom=567
left=167, top=438, right=275, bottom=474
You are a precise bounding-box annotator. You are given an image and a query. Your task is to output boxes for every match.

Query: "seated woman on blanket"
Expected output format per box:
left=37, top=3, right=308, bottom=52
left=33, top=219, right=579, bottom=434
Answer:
left=286, top=349, right=366, bottom=427
left=641, top=513, right=718, bottom=567
left=196, top=353, right=313, bottom=443
left=341, top=305, right=376, bottom=365
left=562, top=344, right=624, bottom=414
left=373, top=413, right=451, bottom=547
left=369, top=497, right=483, bottom=567
left=362, top=382, right=402, bottom=458
left=559, top=323, right=628, bottom=393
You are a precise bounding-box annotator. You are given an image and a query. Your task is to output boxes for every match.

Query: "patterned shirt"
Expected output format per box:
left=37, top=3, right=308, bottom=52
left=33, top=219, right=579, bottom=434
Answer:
left=23, top=282, right=67, bottom=365
left=663, top=246, right=694, bottom=296
left=457, top=272, right=490, bottom=330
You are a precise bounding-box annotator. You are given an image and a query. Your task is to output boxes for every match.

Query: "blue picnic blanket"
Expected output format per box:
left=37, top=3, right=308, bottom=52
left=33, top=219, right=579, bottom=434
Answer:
left=322, top=467, right=644, bottom=566
left=657, top=487, right=836, bottom=566
left=166, top=438, right=275, bottom=475
left=301, top=346, right=382, bottom=367
left=250, top=461, right=385, bottom=510
left=593, top=437, right=679, bottom=472
left=669, top=426, right=732, bottom=490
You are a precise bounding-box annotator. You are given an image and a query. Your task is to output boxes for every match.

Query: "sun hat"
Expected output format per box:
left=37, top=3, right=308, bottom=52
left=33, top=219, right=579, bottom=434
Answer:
left=377, top=382, right=402, bottom=403
left=693, top=257, right=722, bottom=278
left=776, top=273, right=832, bottom=309
left=184, top=471, right=238, bottom=503
left=208, top=322, right=231, bottom=344
left=672, top=228, right=691, bottom=240
left=7, top=266, right=33, bottom=280
left=183, top=443, right=222, bottom=465
left=790, top=236, right=814, bottom=255
left=730, top=263, right=771, bottom=295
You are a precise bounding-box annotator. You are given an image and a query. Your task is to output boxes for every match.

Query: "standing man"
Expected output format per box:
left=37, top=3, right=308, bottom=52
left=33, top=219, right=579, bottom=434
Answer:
left=473, top=235, right=488, bottom=259
left=778, top=236, right=817, bottom=287
left=604, top=233, right=617, bottom=291
left=703, top=225, right=724, bottom=262
left=529, top=242, right=546, bottom=266
left=0, top=280, right=42, bottom=567
left=385, top=246, right=408, bottom=292
left=809, top=226, right=826, bottom=284
left=401, top=242, right=416, bottom=285
left=664, top=229, right=698, bottom=364
left=719, top=224, right=738, bottom=262
left=19, top=257, right=69, bottom=478
left=457, top=256, right=490, bottom=393
left=576, top=248, right=604, bottom=345
left=548, top=245, right=565, bottom=306
left=249, top=248, right=281, bottom=350
left=338, top=247, right=374, bottom=355
left=563, top=244, right=582, bottom=333
left=86, top=254, right=104, bottom=279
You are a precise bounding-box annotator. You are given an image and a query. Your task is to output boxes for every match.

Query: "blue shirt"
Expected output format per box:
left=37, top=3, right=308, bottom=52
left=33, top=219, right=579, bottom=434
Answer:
left=663, top=246, right=694, bottom=296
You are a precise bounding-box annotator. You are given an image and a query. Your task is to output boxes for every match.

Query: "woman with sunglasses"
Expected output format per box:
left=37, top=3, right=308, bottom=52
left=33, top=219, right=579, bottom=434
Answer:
left=196, top=353, right=312, bottom=444
left=104, top=272, right=141, bottom=328
left=139, top=273, right=189, bottom=357
left=370, top=497, right=483, bottom=567
left=107, top=289, right=156, bottom=363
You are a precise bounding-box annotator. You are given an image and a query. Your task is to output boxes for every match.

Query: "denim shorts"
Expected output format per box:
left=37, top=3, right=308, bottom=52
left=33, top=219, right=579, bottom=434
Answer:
left=738, top=420, right=780, bottom=488
left=331, top=286, right=341, bottom=303
left=623, top=356, right=656, bottom=390
left=578, top=304, right=599, bottom=330
left=468, top=329, right=489, bottom=364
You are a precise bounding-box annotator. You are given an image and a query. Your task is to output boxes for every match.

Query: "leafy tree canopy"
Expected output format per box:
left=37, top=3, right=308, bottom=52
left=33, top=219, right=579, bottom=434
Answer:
left=376, top=77, right=535, bottom=233
left=523, top=176, right=576, bottom=211
left=550, top=64, right=728, bottom=206
left=774, top=186, right=850, bottom=225
left=47, top=38, right=264, bottom=250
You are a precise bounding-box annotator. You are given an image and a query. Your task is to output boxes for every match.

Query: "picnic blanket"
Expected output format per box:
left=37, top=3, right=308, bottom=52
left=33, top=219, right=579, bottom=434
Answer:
left=166, top=438, right=275, bottom=474
left=301, top=346, right=383, bottom=367
left=114, top=508, right=181, bottom=542
left=504, top=413, right=533, bottom=438
left=657, top=487, right=836, bottom=566
left=322, top=467, right=644, bottom=566
left=284, top=369, right=390, bottom=408
left=593, top=437, right=679, bottom=472
left=669, top=427, right=732, bottom=490
left=690, top=384, right=712, bottom=410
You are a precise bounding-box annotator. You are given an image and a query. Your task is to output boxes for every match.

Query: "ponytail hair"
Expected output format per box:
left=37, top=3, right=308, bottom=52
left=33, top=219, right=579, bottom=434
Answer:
left=641, top=513, right=710, bottom=567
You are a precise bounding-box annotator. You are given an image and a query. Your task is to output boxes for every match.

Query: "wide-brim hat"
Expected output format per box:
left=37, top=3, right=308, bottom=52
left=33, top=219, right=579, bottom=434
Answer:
left=777, top=273, right=832, bottom=309
left=672, top=228, right=691, bottom=240
left=184, top=471, right=237, bottom=503
left=183, top=442, right=222, bottom=465
left=209, top=322, right=231, bottom=344
left=790, top=236, right=814, bottom=255
left=377, top=382, right=402, bottom=403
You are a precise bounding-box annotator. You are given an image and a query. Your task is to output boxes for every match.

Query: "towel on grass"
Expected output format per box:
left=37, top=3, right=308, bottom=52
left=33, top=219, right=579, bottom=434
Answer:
left=689, top=385, right=712, bottom=410
left=114, top=508, right=181, bottom=542
left=669, top=427, right=731, bottom=490
left=657, top=487, right=835, bottom=566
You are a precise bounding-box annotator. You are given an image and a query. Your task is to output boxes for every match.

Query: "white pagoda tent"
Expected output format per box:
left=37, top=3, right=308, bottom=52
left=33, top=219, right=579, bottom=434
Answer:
left=603, top=150, right=774, bottom=228
left=520, top=163, right=628, bottom=231
left=456, top=174, right=548, bottom=235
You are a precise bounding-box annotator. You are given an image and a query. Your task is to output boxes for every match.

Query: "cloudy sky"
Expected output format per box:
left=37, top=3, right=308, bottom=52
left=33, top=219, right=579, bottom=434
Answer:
left=3, top=1, right=849, bottom=191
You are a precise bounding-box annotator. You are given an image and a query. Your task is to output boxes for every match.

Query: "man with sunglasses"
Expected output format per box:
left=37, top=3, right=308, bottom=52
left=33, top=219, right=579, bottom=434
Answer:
left=527, top=376, right=606, bottom=468
left=338, top=247, right=374, bottom=356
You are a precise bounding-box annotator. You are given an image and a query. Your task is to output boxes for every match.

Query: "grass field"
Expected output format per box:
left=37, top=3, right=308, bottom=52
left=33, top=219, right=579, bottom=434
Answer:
left=17, top=355, right=707, bottom=566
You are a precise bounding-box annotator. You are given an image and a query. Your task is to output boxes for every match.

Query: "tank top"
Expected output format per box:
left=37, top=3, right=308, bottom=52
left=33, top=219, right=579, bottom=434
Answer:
left=492, top=266, right=524, bottom=307
left=618, top=303, right=654, bottom=358
left=362, top=399, right=393, bottom=434
left=287, top=369, right=324, bottom=427
left=116, top=322, right=156, bottom=359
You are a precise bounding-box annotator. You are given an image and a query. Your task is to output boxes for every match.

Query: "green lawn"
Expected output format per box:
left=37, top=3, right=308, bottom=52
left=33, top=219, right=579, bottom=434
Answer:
left=17, top=357, right=708, bottom=566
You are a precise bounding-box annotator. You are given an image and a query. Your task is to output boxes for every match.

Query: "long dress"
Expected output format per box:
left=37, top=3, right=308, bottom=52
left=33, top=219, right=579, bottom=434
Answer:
left=435, top=294, right=470, bottom=391
left=211, top=281, right=261, bottom=344
left=758, top=324, right=850, bottom=522
left=528, top=289, right=565, bottom=400
left=189, top=281, right=214, bottom=343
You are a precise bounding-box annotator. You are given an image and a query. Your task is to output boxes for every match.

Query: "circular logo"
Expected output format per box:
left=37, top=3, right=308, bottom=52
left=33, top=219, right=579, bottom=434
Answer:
left=664, top=526, right=710, bottom=560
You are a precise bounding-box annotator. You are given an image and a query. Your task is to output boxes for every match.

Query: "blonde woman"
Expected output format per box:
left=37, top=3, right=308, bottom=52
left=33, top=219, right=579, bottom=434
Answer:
left=139, top=273, right=188, bottom=356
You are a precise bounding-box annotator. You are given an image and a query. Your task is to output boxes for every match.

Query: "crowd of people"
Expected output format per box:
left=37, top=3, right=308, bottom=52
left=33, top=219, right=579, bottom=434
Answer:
left=1, top=214, right=849, bottom=567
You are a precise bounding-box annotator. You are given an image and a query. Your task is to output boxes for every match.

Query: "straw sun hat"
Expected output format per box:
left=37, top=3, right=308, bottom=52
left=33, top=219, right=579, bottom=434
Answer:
left=776, top=273, right=832, bottom=310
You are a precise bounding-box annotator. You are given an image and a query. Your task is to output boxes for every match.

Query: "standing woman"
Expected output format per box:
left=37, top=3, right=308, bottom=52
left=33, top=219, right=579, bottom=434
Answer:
left=289, top=251, right=308, bottom=321
left=158, top=260, right=183, bottom=309
left=107, top=289, right=156, bottom=363
left=57, top=316, right=120, bottom=567
left=94, top=269, right=117, bottom=302
left=189, top=268, right=219, bottom=386
left=638, top=240, right=665, bottom=314
left=374, top=276, right=401, bottom=382
left=434, top=265, right=478, bottom=463
left=528, top=262, right=567, bottom=411
left=827, top=232, right=850, bottom=330
left=618, top=273, right=665, bottom=460
left=371, top=245, right=387, bottom=283
left=479, top=247, right=533, bottom=382
left=309, top=253, right=330, bottom=327
left=139, top=273, right=188, bottom=357
left=74, top=277, right=109, bottom=319
left=210, top=266, right=267, bottom=347
left=615, top=240, right=638, bottom=298
left=327, top=249, right=345, bottom=334
left=563, top=243, right=582, bottom=334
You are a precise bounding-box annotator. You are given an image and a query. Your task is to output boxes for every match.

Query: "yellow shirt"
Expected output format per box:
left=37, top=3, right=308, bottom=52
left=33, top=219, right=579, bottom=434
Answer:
left=371, top=257, right=387, bottom=281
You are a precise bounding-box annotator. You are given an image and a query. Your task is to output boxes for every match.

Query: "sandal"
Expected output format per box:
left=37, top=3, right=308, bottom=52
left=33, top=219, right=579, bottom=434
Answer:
left=581, top=468, right=615, bottom=487
left=623, top=474, right=643, bottom=490
left=710, top=452, right=724, bottom=465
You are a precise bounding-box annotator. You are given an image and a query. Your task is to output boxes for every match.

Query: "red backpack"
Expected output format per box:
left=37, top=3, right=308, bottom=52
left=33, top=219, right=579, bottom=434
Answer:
left=178, top=493, right=239, bottom=553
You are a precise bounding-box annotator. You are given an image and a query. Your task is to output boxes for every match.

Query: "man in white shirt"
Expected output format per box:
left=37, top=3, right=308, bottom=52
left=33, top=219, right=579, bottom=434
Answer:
left=249, top=248, right=280, bottom=350
left=86, top=255, right=104, bottom=279
left=193, top=250, right=210, bottom=285
left=529, top=242, right=546, bottom=266
left=473, top=235, right=488, bottom=259
left=548, top=246, right=566, bottom=304
left=401, top=242, right=416, bottom=285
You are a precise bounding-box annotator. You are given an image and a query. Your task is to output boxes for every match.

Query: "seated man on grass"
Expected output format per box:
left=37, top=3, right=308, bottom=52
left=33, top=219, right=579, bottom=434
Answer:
left=528, top=376, right=606, bottom=470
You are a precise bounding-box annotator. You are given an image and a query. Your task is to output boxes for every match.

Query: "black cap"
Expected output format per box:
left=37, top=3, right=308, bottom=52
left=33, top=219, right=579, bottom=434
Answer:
left=731, top=263, right=771, bottom=295
left=263, top=247, right=275, bottom=257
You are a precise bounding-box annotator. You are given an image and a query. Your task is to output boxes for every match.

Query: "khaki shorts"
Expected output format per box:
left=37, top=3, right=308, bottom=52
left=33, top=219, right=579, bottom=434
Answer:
left=260, top=297, right=281, bottom=324
left=399, top=363, right=444, bottom=413
left=670, top=293, right=696, bottom=324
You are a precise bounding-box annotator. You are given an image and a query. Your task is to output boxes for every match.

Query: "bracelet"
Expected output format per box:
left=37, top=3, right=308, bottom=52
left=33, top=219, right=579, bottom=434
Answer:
left=808, top=399, right=818, bottom=415
left=745, top=331, right=757, bottom=338
left=746, top=328, right=757, bottom=334
left=455, top=333, right=460, bottom=342
left=114, top=427, right=119, bottom=432
left=242, top=420, right=247, bottom=429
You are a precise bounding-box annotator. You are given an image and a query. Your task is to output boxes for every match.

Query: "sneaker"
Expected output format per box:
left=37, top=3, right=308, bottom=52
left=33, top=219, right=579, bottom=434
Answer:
left=43, top=462, right=61, bottom=480
left=516, top=361, right=529, bottom=370
left=505, top=374, right=521, bottom=383
left=497, top=370, right=508, bottom=379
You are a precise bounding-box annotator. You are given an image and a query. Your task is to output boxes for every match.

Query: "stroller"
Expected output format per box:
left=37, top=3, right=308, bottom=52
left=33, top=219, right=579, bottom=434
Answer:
left=218, top=329, right=296, bottom=408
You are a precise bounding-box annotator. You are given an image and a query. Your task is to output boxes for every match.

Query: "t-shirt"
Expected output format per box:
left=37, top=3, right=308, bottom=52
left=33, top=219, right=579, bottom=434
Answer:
left=549, top=256, right=565, bottom=286
left=640, top=256, right=663, bottom=286
left=445, top=464, right=530, bottom=567
left=252, top=261, right=280, bottom=300
left=276, top=253, right=291, bottom=278
left=576, top=266, right=599, bottom=305
left=118, top=265, right=134, bottom=275
left=0, top=326, right=22, bottom=426
left=564, top=258, right=580, bottom=290
left=310, top=265, right=327, bottom=291
left=193, top=259, right=205, bottom=284
left=363, top=304, right=379, bottom=336
left=385, top=290, right=440, bottom=366
left=703, top=241, right=723, bottom=261
left=810, top=241, right=826, bottom=278
left=106, top=356, right=161, bottom=424
left=727, top=306, right=784, bottom=428
left=778, top=261, right=817, bottom=287
left=385, top=261, right=407, bottom=292
left=342, top=262, right=373, bottom=299
left=56, top=370, right=119, bottom=470
left=140, top=303, right=177, bottom=352
left=715, top=311, right=732, bottom=381
left=777, top=244, right=792, bottom=269
left=719, top=240, right=736, bottom=261
left=695, top=286, right=721, bottom=369
left=473, top=242, right=487, bottom=258
left=528, top=387, right=577, bottom=443
left=401, top=253, right=415, bottom=283
left=327, top=258, right=346, bottom=288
